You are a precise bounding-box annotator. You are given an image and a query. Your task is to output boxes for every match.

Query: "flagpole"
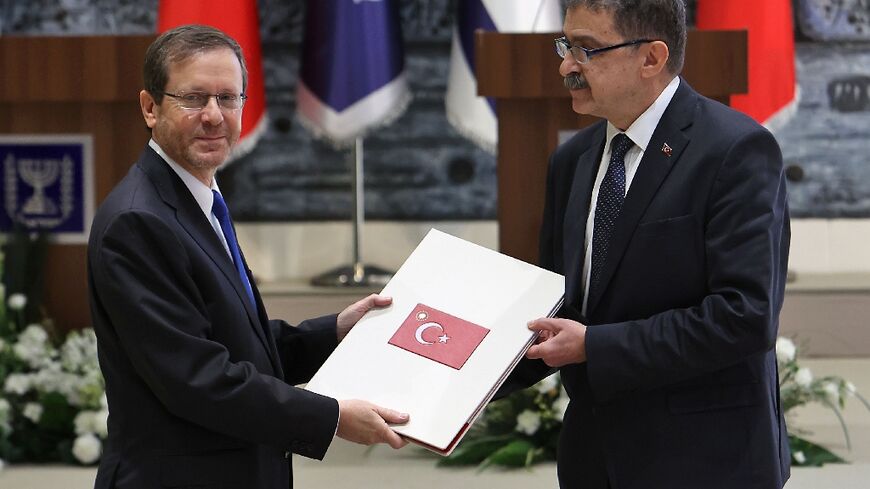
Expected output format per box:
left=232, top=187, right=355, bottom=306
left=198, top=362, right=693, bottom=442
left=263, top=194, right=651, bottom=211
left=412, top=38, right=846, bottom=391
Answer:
left=311, top=137, right=393, bottom=287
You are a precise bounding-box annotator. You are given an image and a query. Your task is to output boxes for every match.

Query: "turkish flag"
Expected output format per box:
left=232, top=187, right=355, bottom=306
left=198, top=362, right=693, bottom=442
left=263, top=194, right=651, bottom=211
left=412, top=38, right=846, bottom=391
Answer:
left=696, top=0, right=796, bottom=126
left=389, top=304, right=490, bottom=370
left=157, top=0, right=267, bottom=162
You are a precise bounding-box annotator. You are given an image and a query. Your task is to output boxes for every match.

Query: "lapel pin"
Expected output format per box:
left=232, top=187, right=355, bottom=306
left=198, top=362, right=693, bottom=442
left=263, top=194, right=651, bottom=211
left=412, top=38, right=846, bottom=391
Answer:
left=661, top=143, right=673, bottom=157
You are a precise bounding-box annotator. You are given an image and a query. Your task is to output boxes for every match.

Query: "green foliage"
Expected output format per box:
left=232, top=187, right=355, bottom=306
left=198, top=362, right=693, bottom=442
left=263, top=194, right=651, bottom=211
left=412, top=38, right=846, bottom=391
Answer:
left=439, top=337, right=869, bottom=470
left=0, top=236, right=108, bottom=467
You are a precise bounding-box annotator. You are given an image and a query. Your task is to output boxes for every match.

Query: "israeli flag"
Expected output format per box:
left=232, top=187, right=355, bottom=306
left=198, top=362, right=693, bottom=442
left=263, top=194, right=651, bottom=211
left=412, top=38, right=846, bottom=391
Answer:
left=297, top=0, right=411, bottom=146
left=446, top=0, right=562, bottom=152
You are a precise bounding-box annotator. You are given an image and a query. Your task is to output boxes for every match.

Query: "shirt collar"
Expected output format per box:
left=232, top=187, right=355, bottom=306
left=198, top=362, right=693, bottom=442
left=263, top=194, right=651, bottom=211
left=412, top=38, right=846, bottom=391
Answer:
left=149, top=139, right=221, bottom=218
left=606, top=76, right=681, bottom=150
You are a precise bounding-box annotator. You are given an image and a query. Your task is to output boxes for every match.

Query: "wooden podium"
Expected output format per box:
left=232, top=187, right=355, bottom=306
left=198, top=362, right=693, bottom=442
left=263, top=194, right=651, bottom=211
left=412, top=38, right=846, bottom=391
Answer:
left=476, top=30, right=747, bottom=265
left=0, top=35, right=155, bottom=330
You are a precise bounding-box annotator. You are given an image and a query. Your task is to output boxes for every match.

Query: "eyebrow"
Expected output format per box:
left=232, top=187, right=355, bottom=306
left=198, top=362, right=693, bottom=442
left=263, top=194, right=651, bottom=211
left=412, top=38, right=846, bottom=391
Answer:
left=565, top=34, right=602, bottom=47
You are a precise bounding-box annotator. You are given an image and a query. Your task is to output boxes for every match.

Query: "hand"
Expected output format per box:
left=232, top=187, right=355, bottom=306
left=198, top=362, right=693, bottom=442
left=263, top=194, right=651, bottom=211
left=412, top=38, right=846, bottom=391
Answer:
left=336, top=399, right=409, bottom=449
left=336, top=294, right=392, bottom=341
left=525, top=318, right=587, bottom=367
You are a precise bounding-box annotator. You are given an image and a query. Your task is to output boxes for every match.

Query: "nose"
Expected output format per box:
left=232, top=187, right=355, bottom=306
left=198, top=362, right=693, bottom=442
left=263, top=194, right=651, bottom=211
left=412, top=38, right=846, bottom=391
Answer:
left=559, top=54, right=580, bottom=78
left=200, top=96, right=224, bottom=125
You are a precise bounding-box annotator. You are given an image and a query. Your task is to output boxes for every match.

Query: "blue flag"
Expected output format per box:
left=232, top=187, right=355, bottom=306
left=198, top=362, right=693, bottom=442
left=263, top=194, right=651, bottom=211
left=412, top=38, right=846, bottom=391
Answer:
left=297, top=0, right=410, bottom=146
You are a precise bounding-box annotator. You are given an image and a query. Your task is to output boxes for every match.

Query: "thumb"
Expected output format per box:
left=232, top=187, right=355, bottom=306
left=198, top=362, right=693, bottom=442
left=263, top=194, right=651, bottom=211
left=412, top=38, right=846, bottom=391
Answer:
left=375, top=406, right=410, bottom=425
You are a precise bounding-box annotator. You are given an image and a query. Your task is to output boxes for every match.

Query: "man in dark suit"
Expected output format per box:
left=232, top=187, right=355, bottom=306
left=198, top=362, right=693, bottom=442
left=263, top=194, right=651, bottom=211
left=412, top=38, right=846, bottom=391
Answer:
left=87, top=25, right=407, bottom=488
left=512, top=1, right=791, bottom=488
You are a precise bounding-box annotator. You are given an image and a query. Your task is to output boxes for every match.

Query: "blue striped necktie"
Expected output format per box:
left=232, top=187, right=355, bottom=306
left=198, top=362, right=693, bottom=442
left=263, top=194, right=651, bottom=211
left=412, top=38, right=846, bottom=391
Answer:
left=211, top=190, right=256, bottom=308
left=590, top=133, right=633, bottom=299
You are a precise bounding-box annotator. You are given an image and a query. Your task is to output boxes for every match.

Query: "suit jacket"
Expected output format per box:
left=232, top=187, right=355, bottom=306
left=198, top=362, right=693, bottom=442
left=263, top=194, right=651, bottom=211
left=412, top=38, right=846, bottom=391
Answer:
left=87, top=146, right=340, bottom=489
left=510, top=80, right=791, bottom=489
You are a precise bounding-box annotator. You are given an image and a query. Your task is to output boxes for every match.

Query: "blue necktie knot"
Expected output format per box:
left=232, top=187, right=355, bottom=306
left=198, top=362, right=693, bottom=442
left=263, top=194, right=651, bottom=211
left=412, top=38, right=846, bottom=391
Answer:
left=212, top=190, right=256, bottom=309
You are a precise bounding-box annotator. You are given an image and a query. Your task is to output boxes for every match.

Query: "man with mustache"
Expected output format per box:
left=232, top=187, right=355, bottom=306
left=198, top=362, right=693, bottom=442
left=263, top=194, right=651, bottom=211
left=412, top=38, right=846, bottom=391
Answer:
left=88, top=25, right=408, bottom=488
left=506, top=1, right=791, bottom=488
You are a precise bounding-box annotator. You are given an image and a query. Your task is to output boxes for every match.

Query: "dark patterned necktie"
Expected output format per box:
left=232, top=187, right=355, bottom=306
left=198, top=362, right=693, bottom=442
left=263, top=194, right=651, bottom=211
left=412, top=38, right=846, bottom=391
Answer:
left=212, top=190, right=256, bottom=308
left=589, top=133, right=633, bottom=299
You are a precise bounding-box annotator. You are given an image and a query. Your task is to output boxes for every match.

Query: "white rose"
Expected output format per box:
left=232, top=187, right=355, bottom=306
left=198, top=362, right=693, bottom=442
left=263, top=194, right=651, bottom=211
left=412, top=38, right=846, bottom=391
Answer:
left=795, top=367, right=813, bottom=388
left=94, top=410, right=109, bottom=438
left=535, top=374, right=559, bottom=394
left=822, top=382, right=840, bottom=405
left=72, top=433, right=102, bottom=464
left=4, top=373, right=31, bottom=395
left=794, top=451, right=806, bottom=464
left=775, top=337, right=796, bottom=364
left=846, top=382, right=857, bottom=397
left=515, top=409, right=541, bottom=436
left=74, top=410, right=97, bottom=435
left=23, top=402, right=43, bottom=423
left=7, top=293, right=27, bottom=311
left=553, top=396, right=570, bottom=422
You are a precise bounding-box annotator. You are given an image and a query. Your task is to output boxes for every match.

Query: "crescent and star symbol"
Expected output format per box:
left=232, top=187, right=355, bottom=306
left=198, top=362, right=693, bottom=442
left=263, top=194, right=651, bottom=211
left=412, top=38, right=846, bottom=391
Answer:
left=414, top=316, right=451, bottom=346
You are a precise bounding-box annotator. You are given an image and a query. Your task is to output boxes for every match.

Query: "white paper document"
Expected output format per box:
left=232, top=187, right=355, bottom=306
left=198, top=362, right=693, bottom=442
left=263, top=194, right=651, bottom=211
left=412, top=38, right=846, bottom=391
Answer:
left=305, top=229, right=565, bottom=455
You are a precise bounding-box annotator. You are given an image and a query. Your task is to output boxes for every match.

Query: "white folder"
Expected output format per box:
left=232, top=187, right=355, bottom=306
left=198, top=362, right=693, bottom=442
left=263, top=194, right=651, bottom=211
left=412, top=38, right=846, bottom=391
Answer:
left=305, top=228, right=564, bottom=455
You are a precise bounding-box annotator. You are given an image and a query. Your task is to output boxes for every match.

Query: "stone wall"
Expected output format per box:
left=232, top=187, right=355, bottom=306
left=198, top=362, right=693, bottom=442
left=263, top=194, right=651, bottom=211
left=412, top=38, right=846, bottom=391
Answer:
left=2, top=0, right=868, bottom=219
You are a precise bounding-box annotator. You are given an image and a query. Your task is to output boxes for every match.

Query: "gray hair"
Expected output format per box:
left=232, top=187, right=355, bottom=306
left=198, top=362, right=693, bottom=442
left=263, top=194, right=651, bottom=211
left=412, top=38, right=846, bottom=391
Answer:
left=565, top=0, right=687, bottom=74
left=144, top=24, right=248, bottom=103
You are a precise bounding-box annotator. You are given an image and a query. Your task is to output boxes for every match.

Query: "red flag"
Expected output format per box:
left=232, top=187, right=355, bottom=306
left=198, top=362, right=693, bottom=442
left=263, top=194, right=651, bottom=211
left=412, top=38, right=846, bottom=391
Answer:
left=389, top=304, right=490, bottom=370
left=158, top=0, right=267, bottom=161
left=696, top=0, right=797, bottom=127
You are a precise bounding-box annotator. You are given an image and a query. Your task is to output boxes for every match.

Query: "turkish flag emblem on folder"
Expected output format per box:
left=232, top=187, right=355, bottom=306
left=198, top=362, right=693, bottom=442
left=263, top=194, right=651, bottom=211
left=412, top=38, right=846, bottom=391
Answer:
left=388, top=304, right=490, bottom=370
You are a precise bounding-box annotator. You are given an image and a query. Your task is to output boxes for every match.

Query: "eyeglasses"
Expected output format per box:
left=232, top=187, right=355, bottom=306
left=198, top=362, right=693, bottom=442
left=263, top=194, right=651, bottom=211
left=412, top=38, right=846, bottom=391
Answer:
left=554, top=37, right=654, bottom=64
left=158, top=91, right=247, bottom=111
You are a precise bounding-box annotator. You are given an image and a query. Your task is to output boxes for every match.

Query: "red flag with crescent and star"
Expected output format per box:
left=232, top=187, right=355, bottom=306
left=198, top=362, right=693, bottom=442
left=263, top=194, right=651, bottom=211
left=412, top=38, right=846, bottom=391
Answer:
left=389, top=304, right=490, bottom=370
left=157, top=0, right=267, bottom=163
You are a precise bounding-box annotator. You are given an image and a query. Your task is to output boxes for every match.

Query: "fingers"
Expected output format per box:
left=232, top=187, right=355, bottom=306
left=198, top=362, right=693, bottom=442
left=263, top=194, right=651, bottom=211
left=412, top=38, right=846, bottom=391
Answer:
left=357, top=293, right=392, bottom=311
left=375, top=406, right=410, bottom=425
left=385, top=431, right=408, bottom=449
left=527, top=318, right=560, bottom=333
left=336, top=400, right=409, bottom=449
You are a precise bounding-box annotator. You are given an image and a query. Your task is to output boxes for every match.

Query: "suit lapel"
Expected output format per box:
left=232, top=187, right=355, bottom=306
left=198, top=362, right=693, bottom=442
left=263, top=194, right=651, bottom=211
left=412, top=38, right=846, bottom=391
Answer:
left=138, top=149, right=279, bottom=369
left=563, top=124, right=607, bottom=305
left=586, top=82, right=697, bottom=314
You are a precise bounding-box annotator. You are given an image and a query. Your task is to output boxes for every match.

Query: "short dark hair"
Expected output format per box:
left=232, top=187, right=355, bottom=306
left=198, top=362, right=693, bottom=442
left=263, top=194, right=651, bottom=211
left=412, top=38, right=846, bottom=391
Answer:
left=143, top=24, right=248, bottom=104
left=566, top=0, right=687, bottom=74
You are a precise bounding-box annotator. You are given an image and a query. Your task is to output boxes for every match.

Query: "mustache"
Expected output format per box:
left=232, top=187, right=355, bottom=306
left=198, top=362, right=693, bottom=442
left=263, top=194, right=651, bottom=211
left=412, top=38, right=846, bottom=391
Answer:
left=564, top=73, right=589, bottom=90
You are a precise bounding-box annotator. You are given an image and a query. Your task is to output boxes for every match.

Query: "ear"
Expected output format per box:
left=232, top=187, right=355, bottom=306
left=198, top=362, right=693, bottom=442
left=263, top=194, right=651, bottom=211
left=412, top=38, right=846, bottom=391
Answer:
left=140, top=90, right=159, bottom=129
left=640, top=40, right=669, bottom=78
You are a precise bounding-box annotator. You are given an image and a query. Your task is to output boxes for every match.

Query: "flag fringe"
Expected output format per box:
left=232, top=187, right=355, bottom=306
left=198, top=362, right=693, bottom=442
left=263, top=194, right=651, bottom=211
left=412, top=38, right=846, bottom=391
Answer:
left=446, top=107, right=497, bottom=155
left=223, top=112, right=270, bottom=166
left=763, top=84, right=801, bottom=136
left=296, top=75, right=412, bottom=149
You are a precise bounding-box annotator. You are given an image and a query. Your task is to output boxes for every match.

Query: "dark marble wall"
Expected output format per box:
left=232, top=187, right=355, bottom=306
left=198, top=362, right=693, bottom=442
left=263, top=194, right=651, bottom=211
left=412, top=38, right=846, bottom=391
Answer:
left=2, top=0, right=869, bottom=220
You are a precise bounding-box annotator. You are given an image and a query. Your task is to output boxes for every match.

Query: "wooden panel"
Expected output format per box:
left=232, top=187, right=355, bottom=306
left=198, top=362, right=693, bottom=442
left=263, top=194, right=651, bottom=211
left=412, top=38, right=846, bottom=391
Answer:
left=1, top=35, right=154, bottom=330
left=0, top=36, right=154, bottom=102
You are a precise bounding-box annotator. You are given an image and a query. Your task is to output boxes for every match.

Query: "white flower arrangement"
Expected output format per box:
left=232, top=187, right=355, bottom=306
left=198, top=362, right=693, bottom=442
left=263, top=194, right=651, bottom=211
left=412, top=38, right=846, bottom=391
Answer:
left=777, top=336, right=870, bottom=466
left=0, top=247, right=107, bottom=469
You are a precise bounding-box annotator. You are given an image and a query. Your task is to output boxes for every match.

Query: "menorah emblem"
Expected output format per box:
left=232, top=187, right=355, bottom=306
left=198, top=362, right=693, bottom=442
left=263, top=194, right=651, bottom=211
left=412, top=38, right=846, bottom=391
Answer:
left=19, top=158, right=60, bottom=215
